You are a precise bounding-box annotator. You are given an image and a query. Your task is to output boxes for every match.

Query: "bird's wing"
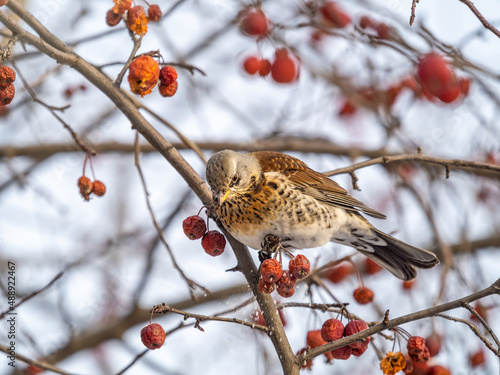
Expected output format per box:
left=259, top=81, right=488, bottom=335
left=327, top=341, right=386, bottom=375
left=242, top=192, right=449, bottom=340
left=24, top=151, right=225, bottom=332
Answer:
left=252, top=151, right=386, bottom=219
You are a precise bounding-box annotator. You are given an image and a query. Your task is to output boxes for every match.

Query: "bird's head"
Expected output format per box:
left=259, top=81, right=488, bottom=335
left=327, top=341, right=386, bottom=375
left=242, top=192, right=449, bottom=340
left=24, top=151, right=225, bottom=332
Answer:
left=206, top=150, right=262, bottom=204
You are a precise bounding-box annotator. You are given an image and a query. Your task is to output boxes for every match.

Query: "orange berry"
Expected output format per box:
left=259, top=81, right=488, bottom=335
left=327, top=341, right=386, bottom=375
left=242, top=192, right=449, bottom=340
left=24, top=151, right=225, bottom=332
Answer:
left=364, top=258, right=383, bottom=275
left=325, top=263, right=352, bottom=283
left=469, top=349, right=485, bottom=367
left=243, top=56, right=260, bottom=75
left=321, top=318, right=344, bottom=342
left=306, top=329, right=326, bottom=349
left=77, top=176, right=93, bottom=201
left=258, top=277, right=275, bottom=294
left=113, top=0, right=132, bottom=15
left=427, top=365, right=451, bottom=375
left=353, top=286, right=374, bottom=304
left=459, top=77, right=471, bottom=95
left=0, top=84, right=15, bottom=106
left=0, top=66, right=16, bottom=87
left=359, top=15, right=376, bottom=29
left=159, top=66, right=178, bottom=86
left=182, top=215, right=207, bottom=240
left=201, top=230, right=226, bottom=256
left=240, top=10, right=268, bottom=38
left=147, top=4, right=162, bottom=22
left=260, top=259, right=282, bottom=283
left=288, top=254, right=310, bottom=279
left=128, top=56, right=160, bottom=97
left=402, top=280, right=414, bottom=290
left=92, top=180, right=106, bottom=197
left=271, top=49, right=298, bottom=84
left=258, top=59, right=271, bottom=77
left=126, top=5, right=149, bottom=35
left=158, top=81, right=178, bottom=97
left=140, top=323, right=166, bottom=350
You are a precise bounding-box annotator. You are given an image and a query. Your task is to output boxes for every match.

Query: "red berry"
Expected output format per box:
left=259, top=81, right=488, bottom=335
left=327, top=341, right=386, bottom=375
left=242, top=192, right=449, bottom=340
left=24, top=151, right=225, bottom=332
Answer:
left=459, top=77, right=471, bottom=95
left=112, top=0, right=132, bottom=15
left=0, top=66, right=16, bottom=87
left=402, top=280, right=414, bottom=290
left=258, top=277, right=275, bottom=294
left=344, top=320, right=370, bottom=350
left=251, top=309, right=266, bottom=326
left=0, top=83, right=15, bottom=106
left=469, top=349, right=486, bottom=367
left=321, top=318, right=344, bottom=342
left=140, top=323, right=166, bottom=350
left=325, top=263, right=352, bottom=283
left=320, top=1, right=351, bottom=28
left=271, top=49, right=298, bottom=84
left=353, top=286, right=374, bottom=304
left=182, top=215, right=207, bottom=240
left=201, top=230, right=226, bottom=256
left=425, top=333, right=442, bottom=357
left=78, top=176, right=93, bottom=201
left=364, top=258, right=382, bottom=275
left=338, top=100, right=357, bottom=117
left=288, top=254, right=310, bottom=279
left=243, top=56, right=260, bottom=75
left=159, top=66, right=178, bottom=86
left=241, top=10, right=268, bottom=38
left=147, top=4, right=162, bottom=22
left=260, top=259, right=282, bottom=283
left=92, top=180, right=106, bottom=197
left=408, top=361, right=430, bottom=375
left=436, top=80, right=461, bottom=103
left=407, top=336, right=429, bottom=363
left=258, top=59, right=271, bottom=77
left=306, top=329, right=326, bottom=349
left=375, top=23, right=391, bottom=39
left=331, top=345, right=352, bottom=360
left=359, top=15, right=376, bottom=29
left=158, top=81, right=178, bottom=97
left=417, top=53, right=453, bottom=97
left=351, top=342, right=368, bottom=356
left=276, top=271, right=296, bottom=298
left=106, top=9, right=122, bottom=26
left=427, top=365, right=451, bottom=375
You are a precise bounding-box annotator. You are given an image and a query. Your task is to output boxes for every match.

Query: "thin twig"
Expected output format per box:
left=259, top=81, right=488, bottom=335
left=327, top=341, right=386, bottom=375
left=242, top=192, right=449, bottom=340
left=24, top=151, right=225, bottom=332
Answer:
left=0, top=344, right=71, bottom=374
left=458, top=0, right=500, bottom=40
left=409, top=0, right=419, bottom=26
left=114, top=33, right=143, bottom=87
left=133, top=132, right=209, bottom=298
left=114, top=349, right=149, bottom=375
left=463, top=302, right=500, bottom=351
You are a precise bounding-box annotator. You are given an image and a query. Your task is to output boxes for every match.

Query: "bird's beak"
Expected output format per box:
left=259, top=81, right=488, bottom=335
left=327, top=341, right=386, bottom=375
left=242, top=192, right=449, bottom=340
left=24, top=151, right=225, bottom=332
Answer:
left=217, top=190, right=230, bottom=204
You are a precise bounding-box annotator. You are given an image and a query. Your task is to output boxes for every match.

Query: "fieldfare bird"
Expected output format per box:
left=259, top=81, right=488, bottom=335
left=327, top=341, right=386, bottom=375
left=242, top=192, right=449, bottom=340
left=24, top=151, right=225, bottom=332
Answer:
left=206, top=150, right=439, bottom=281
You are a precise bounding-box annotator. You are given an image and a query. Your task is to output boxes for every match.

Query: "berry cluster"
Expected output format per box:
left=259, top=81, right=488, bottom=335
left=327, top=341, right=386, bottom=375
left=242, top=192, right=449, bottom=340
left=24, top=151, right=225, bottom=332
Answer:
left=128, top=56, right=179, bottom=98
left=106, top=0, right=162, bottom=35
left=0, top=66, right=16, bottom=107
left=258, top=254, right=310, bottom=298
left=182, top=214, right=226, bottom=256
left=77, top=176, right=106, bottom=201
left=297, top=318, right=370, bottom=369
left=140, top=322, right=166, bottom=350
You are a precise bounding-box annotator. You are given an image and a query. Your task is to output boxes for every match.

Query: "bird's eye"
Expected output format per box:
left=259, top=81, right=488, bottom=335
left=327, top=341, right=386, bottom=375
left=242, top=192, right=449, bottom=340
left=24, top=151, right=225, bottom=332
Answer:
left=230, top=174, right=240, bottom=187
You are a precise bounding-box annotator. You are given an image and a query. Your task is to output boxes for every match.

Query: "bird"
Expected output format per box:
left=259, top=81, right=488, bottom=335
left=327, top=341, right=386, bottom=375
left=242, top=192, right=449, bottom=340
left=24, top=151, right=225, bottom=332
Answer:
left=206, top=150, right=439, bottom=281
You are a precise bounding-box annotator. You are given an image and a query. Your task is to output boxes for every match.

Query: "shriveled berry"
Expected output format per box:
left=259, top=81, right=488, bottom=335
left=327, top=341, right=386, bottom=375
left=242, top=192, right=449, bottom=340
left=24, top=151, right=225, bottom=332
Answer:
left=380, top=351, right=406, bottom=374
left=140, top=323, right=166, bottom=350
left=260, top=259, right=282, bottom=283
left=344, top=320, right=370, bottom=350
left=201, top=230, right=226, bottom=256
left=78, top=176, right=93, bottom=201
left=258, top=59, right=271, bottom=77
left=92, top=180, right=106, bottom=197
left=128, top=56, right=159, bottom=97
left=182, top=215, right=207, bottom=240
left=276, top=270, right=296, bottom=298
left=159, top=66, right=178, bottom=86
left=113, top=0, right=132, bottom=15
left=271, top=49, right=299, bottom=84
left=241, top=10, right=268, bottom=38
left=158, top=81, right=178, bottom=97
left=407, top=336, right=429, bottom=363
left=353, top=286, right=374, bottom=304
left=126, top=5, right=149, bottom=35
left=277, top=284, right=294, bottom=298
left=0, top=66, right=16, bottom=87
left=321, top=318, right=344, bottom=342
left=243, top=56, right=260, bottom=75
left=147, top=4, right=162, bottom=22
left=352, top=342, right=369, bottom=356
left=289, top=254, right=310, bottom=279
left=0, top=84, right=15, bottom=106
left=258, top=277, right=275, bottom=294
left=106, top=9, right=122, bottom=26
left=331, top=345, right=352, bottom=360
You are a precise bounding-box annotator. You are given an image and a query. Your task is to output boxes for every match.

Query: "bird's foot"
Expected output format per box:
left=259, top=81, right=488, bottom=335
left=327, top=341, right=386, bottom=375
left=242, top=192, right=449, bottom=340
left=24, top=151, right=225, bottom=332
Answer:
left=258, top=234, right=284, bottom=263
